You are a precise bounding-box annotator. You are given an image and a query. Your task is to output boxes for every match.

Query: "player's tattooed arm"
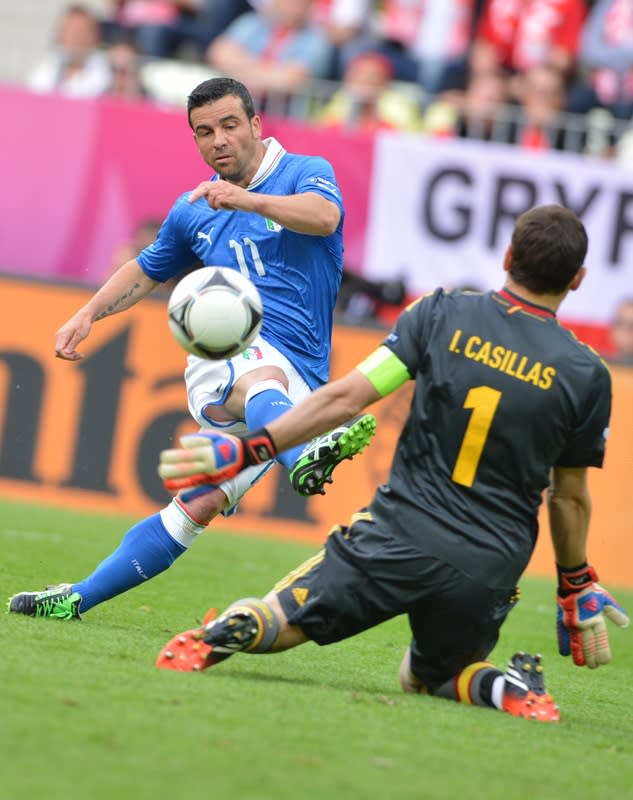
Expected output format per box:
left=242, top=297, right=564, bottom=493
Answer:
left=55, top=259, right=158, bottom=361
left=94, top=281, right=145, bottom=320
left=87, top=260, right=159, bottom=320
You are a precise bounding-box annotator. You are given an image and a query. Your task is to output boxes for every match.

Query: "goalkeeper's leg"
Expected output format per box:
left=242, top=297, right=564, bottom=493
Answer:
left=400, top=648, right=560, bottom=722
left=433, top=652, right=559, bottom=722
left=401, top=573, right=560, bottom=722
left=400, top=646, right=504, bottom=706
left=156, top=593, right=307, bottom=671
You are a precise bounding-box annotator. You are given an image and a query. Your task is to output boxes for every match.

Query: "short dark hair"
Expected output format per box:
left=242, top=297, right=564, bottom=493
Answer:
left=509, top=205, right=588, bottom=294
left=187, top=78, right=256, bottom=128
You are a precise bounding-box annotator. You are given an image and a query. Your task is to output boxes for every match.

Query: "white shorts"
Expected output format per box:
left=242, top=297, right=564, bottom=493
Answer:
left=183, top=335, right=312, bottom=510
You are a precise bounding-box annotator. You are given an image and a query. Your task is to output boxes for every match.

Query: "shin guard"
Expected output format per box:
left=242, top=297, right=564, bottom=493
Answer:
left=203, top=597, right=280, bottom=654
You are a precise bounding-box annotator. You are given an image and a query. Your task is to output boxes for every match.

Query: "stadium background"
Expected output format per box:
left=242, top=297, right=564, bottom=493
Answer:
left=0, top=0, right=631, bottom=590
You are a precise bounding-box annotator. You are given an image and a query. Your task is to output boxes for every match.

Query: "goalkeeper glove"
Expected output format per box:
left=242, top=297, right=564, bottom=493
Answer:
left=158, top=428, right=277, bottom=492
left=556, top=563, right=629, bottom=668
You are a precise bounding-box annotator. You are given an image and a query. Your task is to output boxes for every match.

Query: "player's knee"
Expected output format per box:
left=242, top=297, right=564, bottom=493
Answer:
left=176, top=486, right=230, bottom=525
left=244, top=377, right=289, bottom=404
left=235, top=369, right=289, bottom=412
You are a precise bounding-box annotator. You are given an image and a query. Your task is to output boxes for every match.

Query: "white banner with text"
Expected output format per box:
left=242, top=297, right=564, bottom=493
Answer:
left=364, top=134, right=633, bottom=324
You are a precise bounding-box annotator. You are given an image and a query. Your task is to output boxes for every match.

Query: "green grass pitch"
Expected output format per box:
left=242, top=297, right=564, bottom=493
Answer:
left=2, top=498, right=633, bottom=800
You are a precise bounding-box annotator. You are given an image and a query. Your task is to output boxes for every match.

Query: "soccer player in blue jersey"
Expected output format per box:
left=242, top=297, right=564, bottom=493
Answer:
left=8, top=77, right=375, bottom=621
left=154, top=205, right=628, bottom=722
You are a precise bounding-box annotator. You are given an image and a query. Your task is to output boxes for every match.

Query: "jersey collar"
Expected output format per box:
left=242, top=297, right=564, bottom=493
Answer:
left=496, top=288, right=557, bottom=318
left=247, top=137, right=286, bottom=190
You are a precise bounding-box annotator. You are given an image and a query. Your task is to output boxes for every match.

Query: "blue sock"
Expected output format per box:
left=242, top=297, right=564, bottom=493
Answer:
left=245, top=386, right=305, bottom=469
left=72, top=513, right=186, bottom=612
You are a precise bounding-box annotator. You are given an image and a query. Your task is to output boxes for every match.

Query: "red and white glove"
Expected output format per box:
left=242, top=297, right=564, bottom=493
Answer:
left=556, top=563, right=629, bottom=668
left=158, top=428, right=277, bottom=492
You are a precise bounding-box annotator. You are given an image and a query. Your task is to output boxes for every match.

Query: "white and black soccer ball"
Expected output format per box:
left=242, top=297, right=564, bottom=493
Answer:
left=167, top=266, right=263, bottom=359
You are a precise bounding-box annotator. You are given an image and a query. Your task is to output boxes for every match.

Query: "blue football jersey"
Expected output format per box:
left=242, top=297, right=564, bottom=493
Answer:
left=137, top=138, right=344, bottom=388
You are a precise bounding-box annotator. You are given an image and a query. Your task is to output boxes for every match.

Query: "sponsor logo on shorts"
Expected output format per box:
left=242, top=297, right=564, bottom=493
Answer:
left=292, top=587, right=309, bottom=606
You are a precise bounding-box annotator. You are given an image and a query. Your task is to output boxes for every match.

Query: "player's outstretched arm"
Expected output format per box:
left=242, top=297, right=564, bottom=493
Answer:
left=55, top=259, right=158, bottom=361
left=159, top=347, right=410, bottom=489
left=549, top=466, right=629, bottom=667
left=159, top=368, right=382, bottom=491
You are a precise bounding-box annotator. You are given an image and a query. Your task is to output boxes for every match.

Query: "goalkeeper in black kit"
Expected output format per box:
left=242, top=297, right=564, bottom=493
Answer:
left=156, top=205, right=629, bottom=722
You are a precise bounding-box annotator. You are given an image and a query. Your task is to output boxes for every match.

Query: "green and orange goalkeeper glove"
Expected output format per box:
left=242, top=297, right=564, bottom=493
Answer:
left=158, top=429, right=277, bottom=492
left=556, top=563, right=629, bottom=668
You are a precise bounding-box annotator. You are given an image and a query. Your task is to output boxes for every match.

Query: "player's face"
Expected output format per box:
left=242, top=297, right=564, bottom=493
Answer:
left=191, top=97, right=264, bottom=187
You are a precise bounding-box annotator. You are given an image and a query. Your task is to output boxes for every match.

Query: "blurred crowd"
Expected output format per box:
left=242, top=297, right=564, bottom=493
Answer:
left=24, top=0, right=633, bottom=346
left=608, top=297, right=633, bottom=363
left=24, top=0, right=633, bottom=159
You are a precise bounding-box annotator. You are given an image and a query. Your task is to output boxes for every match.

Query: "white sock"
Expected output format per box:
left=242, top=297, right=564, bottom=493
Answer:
left=159, top=499, right=206, bottom=548
left=491, top=675, right=506, bottom=710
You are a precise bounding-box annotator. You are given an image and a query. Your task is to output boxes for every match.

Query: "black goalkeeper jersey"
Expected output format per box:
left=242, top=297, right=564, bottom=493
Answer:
left=370, top=287, right=611, bottom=583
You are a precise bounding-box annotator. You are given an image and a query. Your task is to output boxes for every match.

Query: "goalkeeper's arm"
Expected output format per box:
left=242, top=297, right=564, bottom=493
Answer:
left=236, top=345, right=408, bottom=457
left=549, top=466, right=629, bottom=667
left=158, top=370, right=381, bottom=491
left=547, top=466, right=591, bottom=570
left=159, top=346, right=409, bottom=489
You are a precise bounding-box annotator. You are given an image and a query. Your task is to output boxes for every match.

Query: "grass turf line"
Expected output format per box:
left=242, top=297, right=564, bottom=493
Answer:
left=2, top=498, right=633, bottom=800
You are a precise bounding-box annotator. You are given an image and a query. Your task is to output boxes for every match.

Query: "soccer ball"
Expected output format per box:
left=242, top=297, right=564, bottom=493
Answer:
left=167, top=266, right=263, bottom=359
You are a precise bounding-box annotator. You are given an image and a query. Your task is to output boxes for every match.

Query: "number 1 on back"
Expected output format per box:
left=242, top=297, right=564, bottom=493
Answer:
left=452, top=386, right=502, bottom=487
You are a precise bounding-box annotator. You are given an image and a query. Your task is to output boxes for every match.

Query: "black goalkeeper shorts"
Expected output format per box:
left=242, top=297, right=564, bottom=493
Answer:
left=274, top=514, right=520, bottom=690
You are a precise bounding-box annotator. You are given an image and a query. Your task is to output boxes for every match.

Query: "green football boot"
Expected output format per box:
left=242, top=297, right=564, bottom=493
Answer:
left=289, top=413, right=377, bottom=496
left=7, top=584, right=82, bottom=620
